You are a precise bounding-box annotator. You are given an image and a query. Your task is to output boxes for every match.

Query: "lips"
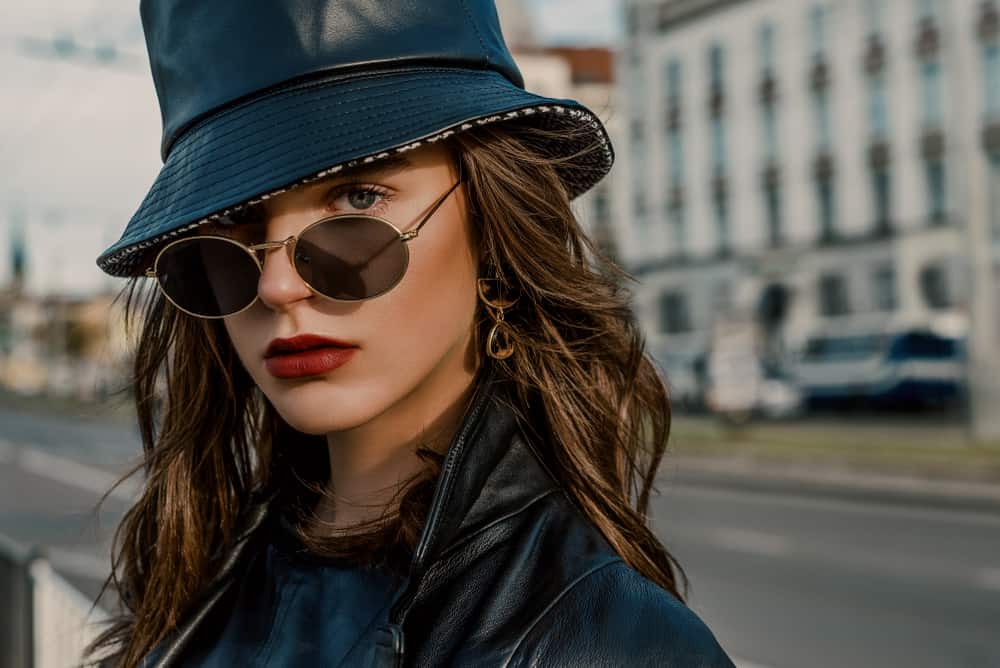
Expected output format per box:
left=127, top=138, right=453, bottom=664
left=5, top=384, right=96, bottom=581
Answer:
left=265, top=334, right=356, bottom=358
left=264, top=334, right=359, bottom=379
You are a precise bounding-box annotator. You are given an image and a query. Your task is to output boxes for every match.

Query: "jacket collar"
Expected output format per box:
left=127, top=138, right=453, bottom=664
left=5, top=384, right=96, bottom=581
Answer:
left=147, top=361, right=558, bottom=667
left=242, top=360, right=554, bottom=571
left=411, top=360, right=531, bottom=571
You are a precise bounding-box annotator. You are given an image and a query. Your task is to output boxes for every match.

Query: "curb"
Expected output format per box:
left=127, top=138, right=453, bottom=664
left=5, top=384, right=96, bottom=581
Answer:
left=660, top=457, right=1000, bottom=514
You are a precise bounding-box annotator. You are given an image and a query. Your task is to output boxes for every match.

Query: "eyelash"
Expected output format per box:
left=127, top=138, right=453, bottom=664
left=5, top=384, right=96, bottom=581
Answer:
left=327, top=184, right=394, bottom=215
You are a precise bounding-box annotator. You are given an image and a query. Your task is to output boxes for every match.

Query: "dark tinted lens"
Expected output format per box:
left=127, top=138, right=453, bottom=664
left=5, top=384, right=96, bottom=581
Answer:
left=295, top=216, right=408, bottom=300
left=155, top=237, right=260, bottom=317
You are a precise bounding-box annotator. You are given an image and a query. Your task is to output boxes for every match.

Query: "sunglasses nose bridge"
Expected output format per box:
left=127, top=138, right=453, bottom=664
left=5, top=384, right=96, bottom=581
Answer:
left=249, top=236, right=297, bottom=264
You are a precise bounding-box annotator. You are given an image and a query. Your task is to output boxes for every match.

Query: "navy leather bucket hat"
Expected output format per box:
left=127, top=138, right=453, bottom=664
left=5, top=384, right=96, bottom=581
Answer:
left=95, top=0, right=614, bottom=277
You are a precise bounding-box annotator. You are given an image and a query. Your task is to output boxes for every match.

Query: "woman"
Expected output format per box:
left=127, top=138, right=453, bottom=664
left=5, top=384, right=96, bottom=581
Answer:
left=88, top=1, right=736, bottom=666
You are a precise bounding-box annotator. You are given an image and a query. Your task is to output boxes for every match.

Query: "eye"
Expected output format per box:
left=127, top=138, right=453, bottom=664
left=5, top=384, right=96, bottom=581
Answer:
left=328, top=185, right=392, bottom=214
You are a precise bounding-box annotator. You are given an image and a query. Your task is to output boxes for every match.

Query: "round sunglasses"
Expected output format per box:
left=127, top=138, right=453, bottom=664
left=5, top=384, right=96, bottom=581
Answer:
left=143, top=177, right=463, bottom=318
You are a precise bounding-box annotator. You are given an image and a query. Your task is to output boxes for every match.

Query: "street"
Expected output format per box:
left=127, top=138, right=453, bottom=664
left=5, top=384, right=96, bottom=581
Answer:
left=1, top=405, right=998, bottom=667
left=655, top=479, right=1000, bottom=668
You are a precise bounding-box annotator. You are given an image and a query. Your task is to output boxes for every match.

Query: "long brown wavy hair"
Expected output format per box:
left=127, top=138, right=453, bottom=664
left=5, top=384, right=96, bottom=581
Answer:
left=85, top=120, right=683, bottom=666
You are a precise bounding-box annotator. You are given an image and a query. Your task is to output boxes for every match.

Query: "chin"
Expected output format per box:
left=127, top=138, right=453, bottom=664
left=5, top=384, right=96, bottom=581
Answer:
left=263, top=380, right=395, bottom=436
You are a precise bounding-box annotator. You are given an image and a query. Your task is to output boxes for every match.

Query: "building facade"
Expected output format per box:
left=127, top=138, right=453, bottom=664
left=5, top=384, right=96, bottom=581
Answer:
left=507, top=44, right=624, bottom=264
left=617, top=0, right=1000, bottom=381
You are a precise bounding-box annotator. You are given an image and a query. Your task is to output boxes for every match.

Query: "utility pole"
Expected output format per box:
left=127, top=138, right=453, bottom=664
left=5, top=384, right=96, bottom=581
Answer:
left=947, top=3, right=1000, bottom=443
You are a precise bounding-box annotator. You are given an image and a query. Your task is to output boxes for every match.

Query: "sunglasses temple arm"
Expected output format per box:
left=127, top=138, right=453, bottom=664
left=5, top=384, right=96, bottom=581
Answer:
left=406, top=169, right=464, bottom=240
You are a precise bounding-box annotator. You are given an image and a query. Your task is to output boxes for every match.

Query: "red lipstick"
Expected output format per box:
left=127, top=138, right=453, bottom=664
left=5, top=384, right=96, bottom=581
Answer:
left=264, top=334, right=358, bottom=379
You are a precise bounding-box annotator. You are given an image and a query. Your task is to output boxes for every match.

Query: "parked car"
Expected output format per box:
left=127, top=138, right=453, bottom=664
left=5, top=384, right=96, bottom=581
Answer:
left=794, top=328, right=965, bottom=409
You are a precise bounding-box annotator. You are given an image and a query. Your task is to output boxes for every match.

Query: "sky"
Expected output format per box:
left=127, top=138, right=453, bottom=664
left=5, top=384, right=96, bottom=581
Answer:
left=528, top=0, right=621, bottom=44
left=0, top=1, right=621, bottom=297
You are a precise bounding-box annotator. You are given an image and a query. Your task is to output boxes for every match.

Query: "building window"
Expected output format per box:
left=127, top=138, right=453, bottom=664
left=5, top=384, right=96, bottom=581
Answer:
left=593, top=186, right=611, bottom=229
left=991, top=155, right=1000, bottom=240
left=709, top=43, right=724, bottom=87
left=865, top=0, right=884, bottom=33
left=665, top=58, right=686, bottom=251
left=759, top=22, right=780, bottom=162
left=631, top=117, right=645, bottom=144
left=760, top=22, right=777, bottom=71
left=867, top=74, right=889, bottom=139
left=669, top=205, right=686, bottom=254
left=919, top=264, right=951, bottom=309
left=818, top=273, right=850, bottom=316
left=669, top=131, right=685, bottom=184
left=707, top=42, right=728, bottom=254
left=625, top=4, right=640, bottom=37
left=813, top=87, right=833, bottom=150
left=925, top=160, right=947, bottom=222
left=634, top=190, right=648, bottom=218
left=809, top=5, right=828, bottom=57
left=920, top=59, right=943, bottom=128
left=872, top=264, right=897, bottom=311
left=765, top=185, right=782, bottom=246
left=712, top=280, right=732, bottom=312
left=667, top=58, right=683, bottom=101
left=871, top=167, right=892, bottom=231
left=986, top=43, right=1000, bottom=118
left=817, top=176, right=837, bottom=240
left=714, top=191, right=730, bottom=253
left=666, top=59, right=686, bottom=182
left=659, top=291, right=692, bottom=334
left=763, top=105, right=779, bottom=162
left=711, top=118, right=728, bottom=172
left=708, top=43, right=728, bottom=172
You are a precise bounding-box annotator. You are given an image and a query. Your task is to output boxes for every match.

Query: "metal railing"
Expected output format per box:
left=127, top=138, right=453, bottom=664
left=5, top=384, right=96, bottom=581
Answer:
left=1, top=533, right=108, bottom=668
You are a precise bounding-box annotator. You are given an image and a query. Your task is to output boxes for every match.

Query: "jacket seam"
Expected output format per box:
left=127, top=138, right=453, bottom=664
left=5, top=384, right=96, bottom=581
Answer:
left=502, top=557, right=624, bottom=668
left=430, top=487, right=560, bottom=564
left=459, top=0, right=490, bottom=65
left=413, top=370, right=496, bottom=566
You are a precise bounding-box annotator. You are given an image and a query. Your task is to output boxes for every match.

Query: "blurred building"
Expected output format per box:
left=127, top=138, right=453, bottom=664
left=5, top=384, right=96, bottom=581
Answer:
left=0, top=220, right=129, bottom=399
left=617, top=0, right=1000, bottom=380
left=516, top=46, right=623, bottom=264
left=496, top=0, right=625, bottom=265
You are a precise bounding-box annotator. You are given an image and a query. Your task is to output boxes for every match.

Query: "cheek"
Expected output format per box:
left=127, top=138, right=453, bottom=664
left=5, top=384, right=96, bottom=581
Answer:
left=371, top=215, right=479, bottom=359
left=214, top=209, right=480, bottom=435
left=221, top=315, right=258, bottom=374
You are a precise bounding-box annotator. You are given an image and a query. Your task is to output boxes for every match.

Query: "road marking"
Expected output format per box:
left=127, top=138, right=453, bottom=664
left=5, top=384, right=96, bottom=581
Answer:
left=710, top=528, right=793, bottom=558
left=15, top=447, right=140, bottom=503
left=735, top=661, right=775, bottom=668
left=666, top=483, right=1000, bottom=527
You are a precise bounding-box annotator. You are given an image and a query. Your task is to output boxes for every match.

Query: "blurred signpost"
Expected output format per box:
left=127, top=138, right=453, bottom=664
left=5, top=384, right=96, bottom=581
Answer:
left=705, top=317, right=761, bottom=426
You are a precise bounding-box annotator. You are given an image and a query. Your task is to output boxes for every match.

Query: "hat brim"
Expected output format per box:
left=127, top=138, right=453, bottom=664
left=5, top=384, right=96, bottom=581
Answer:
left=96, top=66, right=613, bottom=277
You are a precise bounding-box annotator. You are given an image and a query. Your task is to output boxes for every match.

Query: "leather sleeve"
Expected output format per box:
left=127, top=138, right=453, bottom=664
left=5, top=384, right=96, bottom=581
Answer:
left=506, top=560, right=737, bottom=668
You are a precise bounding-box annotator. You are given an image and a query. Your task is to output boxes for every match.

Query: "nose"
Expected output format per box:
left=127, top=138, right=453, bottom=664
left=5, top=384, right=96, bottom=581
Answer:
left=255, top=236, right=314, bottom=311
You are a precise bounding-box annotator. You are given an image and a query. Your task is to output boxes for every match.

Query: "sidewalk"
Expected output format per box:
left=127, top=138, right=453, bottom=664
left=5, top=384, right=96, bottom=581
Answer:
left=663, top=413, right=1000, bottom=511
left=0, top=388, right=136, bottom=426
left=5, top=388, right=1000, bottom=510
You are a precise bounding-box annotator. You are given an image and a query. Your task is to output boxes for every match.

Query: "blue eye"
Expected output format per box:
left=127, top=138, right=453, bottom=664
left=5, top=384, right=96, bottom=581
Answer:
left=347, top=189, right=381, bottom=210
left=330, top=185, right=392, bottom=213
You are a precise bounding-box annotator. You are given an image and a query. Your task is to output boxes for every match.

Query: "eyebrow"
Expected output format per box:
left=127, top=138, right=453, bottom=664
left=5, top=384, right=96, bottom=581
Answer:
left=213, top=154, right=415, bottom=228
left=303, top=154, right=414, bottom=190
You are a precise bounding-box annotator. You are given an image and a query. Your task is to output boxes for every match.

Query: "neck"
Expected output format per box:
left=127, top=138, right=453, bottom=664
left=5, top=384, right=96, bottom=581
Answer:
left=318, top=357, right=480, bottom=532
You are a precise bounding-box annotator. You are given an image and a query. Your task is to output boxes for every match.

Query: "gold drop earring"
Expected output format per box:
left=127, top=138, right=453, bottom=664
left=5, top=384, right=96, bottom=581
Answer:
left=476, top=276, right=519, bottom=360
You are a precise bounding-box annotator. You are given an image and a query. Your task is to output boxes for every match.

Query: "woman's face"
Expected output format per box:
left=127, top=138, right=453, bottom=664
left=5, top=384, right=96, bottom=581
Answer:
left=209, top=143, right=480, bottom=436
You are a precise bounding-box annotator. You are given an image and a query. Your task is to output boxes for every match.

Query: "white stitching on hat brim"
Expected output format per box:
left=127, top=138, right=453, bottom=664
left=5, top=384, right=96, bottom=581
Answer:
left=97, top=104, right=611, bottom=277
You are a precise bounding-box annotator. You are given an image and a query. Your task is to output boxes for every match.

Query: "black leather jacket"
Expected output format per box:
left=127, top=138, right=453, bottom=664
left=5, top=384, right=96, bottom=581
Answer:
left=144, top=365, right=736, bottom=667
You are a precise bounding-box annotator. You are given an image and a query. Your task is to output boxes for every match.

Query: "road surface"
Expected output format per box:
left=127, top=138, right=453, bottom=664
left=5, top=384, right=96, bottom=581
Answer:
left=1, top=404, right=998, bottom=667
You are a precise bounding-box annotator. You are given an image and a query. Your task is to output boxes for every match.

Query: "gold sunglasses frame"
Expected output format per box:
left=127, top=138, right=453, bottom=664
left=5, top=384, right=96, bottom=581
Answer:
left=144, top=176, right=464, bottom=319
